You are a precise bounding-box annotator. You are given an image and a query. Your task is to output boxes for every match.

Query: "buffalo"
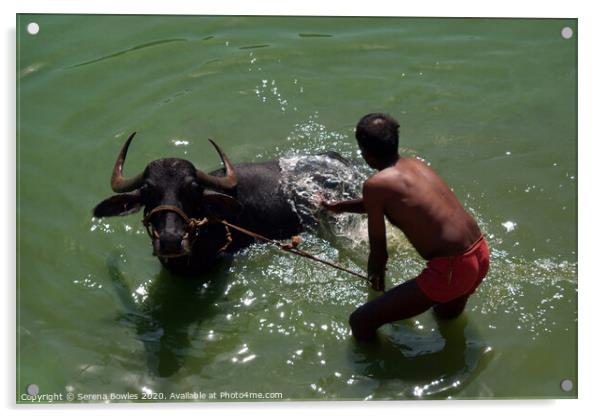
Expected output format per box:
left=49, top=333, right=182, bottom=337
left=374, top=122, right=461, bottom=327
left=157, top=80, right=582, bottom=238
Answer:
left=93, top=132, right=360, bottom=276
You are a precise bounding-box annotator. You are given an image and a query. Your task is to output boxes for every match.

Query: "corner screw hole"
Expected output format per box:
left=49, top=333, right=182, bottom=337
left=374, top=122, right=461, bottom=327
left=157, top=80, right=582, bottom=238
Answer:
left=26, top=383, right=39, bottom=396
left=561, top=27, right=573, bottom=40
left=27, top=22, right=40, bottom=35
left=560, top=379, right=574, bottom=392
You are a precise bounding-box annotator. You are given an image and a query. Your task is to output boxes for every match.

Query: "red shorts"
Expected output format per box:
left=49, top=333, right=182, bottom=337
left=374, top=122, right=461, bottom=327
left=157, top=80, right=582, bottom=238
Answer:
left=415, top=236, right=490, bottom=304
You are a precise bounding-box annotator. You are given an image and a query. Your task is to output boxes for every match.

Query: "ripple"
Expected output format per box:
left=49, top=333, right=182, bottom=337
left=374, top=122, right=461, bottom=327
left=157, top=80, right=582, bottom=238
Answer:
left=18, top=62, right=45, bottom=79
left=238, top=44, right=270, bottom=50
left=67, top=38, right=188, bottom=69
left=299, top=33, right=333, bottom=38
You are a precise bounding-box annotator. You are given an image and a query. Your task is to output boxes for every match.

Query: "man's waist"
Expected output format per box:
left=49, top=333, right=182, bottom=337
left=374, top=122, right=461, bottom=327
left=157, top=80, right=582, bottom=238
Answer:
left=424, top=234, right=484, bottom=260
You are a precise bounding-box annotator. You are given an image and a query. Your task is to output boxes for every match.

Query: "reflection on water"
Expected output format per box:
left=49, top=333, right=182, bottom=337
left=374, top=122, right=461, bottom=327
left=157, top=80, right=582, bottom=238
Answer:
left=350, top=314, right=493, bottom=399
left=108, top=253, right=231, bottom=377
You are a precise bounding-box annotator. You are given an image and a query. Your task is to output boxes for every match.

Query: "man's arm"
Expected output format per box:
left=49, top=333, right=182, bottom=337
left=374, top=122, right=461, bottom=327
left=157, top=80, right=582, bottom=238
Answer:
left=362, top=180, right=388, bottom=291
left=321, top=198, right=365, bottom=214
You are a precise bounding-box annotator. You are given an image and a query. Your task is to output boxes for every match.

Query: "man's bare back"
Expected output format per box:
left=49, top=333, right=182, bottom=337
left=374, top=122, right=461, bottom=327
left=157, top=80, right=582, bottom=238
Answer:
left=366, top=157, right=482, bottom=260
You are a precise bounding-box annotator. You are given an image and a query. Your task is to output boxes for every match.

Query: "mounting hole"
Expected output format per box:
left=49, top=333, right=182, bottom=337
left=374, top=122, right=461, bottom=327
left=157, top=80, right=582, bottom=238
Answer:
left=26, top=383, right=39, bottom=396
left=561, top=27, right=573, bottom=39
left=560, top=378, right=574, bottom=392
left=27, top=22, right=40, bottom=35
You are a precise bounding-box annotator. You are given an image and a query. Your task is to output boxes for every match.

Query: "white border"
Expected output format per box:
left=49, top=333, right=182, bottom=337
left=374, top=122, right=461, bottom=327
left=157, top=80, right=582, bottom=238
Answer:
left=3, top=0, right=586, bottom=17
left=4, top=1, right=600, bottom=417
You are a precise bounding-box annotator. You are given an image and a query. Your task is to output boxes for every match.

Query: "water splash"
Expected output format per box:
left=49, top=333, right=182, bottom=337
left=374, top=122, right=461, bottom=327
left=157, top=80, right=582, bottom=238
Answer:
left=284, top=112, right=356, bottom=159
left=249, top=51, right=295, bottom=113
left=279, top=153, right=362, bottom=233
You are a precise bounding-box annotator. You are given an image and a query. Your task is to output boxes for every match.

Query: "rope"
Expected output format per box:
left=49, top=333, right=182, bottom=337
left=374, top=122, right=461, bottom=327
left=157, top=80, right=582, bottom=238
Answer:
left=219, top=220, right=370, bottom=282
left=141, top=204, right=369, bottom=282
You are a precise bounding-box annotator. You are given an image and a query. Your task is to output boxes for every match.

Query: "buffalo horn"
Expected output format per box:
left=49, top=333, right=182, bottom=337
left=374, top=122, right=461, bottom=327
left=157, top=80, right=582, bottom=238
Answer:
left=195, top=139, right=238, bottom=190
left=110, top=132, right=144, bottom=193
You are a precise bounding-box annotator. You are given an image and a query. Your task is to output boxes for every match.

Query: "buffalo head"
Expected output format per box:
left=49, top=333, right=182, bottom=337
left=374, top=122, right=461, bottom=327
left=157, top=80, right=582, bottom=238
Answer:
left=93, top=132, right=243, bottom=259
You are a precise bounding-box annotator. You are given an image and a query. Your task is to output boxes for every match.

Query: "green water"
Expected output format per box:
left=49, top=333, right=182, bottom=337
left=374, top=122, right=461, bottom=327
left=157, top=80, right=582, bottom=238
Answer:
left=17, top=15, right=577, bottom=401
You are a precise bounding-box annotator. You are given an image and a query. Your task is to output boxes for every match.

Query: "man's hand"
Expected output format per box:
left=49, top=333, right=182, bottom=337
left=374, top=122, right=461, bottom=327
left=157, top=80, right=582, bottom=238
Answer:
left=369, top=273, right=385, bottom=292
left=319, top=197, right=343, bottom=213
left=317, top=194, right=366, bottom=214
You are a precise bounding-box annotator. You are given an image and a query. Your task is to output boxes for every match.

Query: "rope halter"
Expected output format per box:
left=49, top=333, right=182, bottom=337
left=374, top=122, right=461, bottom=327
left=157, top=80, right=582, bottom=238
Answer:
left=141, top=204, right=232, bottom=253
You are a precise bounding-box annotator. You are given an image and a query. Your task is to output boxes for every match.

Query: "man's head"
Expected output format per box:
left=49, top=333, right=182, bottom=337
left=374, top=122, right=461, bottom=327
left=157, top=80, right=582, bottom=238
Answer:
left=355, top=113, right=400, bottom=169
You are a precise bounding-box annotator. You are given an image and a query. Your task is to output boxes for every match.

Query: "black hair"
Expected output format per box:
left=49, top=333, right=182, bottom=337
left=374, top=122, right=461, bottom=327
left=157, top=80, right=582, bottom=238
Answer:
left=355, top=113, right=400, bottom=160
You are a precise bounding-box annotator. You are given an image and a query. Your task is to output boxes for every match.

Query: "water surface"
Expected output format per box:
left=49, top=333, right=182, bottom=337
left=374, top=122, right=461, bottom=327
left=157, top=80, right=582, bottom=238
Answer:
left=17, top=15, right=577, bottom=401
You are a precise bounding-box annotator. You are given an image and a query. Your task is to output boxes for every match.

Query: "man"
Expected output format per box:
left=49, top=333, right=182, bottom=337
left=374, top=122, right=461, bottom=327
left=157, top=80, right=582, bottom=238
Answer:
left=321, top=113, right=489, bottom=341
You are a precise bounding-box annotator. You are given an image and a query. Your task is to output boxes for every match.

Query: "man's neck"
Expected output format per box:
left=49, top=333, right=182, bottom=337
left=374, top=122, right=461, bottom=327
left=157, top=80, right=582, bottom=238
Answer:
left=376, top=155, right=400, bottom=171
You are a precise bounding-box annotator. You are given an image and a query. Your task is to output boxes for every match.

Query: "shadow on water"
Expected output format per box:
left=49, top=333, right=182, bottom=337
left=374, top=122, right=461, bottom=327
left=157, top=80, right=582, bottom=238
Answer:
left=107, top=255, right=231, bottom=378
left=349, top=314, right=493, bottom=399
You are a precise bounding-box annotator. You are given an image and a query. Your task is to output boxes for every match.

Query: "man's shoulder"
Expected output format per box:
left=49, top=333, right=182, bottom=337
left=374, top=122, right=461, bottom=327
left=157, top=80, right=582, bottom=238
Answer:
left=363, top=169, right=406, bottom=197
left=363, top=172, right=388, bottom=190
left=367, top=163, right=410, bottom=184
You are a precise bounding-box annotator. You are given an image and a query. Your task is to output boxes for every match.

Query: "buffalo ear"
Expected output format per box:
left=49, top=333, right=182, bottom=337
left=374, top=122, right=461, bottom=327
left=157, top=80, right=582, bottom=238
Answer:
left=202, top=189, right=243, bottom=216
left=93, top=192, right=142, bottom=218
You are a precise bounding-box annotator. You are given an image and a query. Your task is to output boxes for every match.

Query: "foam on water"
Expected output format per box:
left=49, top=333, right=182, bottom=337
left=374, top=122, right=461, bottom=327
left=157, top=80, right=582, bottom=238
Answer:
left=278, top=153, right=362, bottom=235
